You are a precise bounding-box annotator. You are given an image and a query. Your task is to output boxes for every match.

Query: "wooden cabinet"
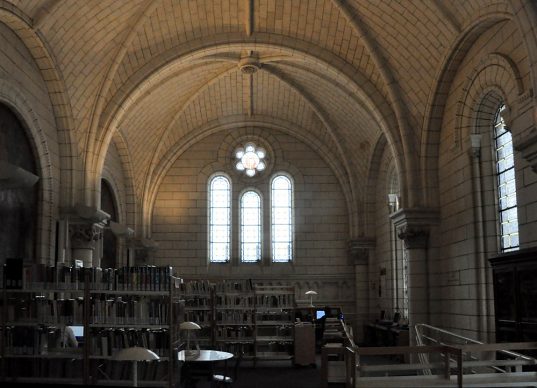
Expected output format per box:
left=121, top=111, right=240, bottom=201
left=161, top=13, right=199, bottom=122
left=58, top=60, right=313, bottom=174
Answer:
left=489, top=247, right=537, bottom=344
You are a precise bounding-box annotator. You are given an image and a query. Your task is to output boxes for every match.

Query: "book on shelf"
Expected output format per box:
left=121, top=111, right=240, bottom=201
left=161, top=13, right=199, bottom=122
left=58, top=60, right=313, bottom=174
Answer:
left=180, top=279, right=212, bottom=294
left=216, top=309, right=254, bottom=324
left=13, top=263, right=87, bottom=290
left=215, top=293, right=255, bottom=308
left=1, top=264, right=182, bottom=387
left=89, top=266, right=174, bottom=291
left=216, top=325, right=254, bottom=339
left=89, top=328, right=170, bottom=358
left=4, top=325, right=83, bottom=356
left=90, top=296, right=173, bottom=326
left=4, top=357, right=85, bottom=380
left=6, top=294, right=84, bottom=324
left=215, top=279, right=253, bottom=293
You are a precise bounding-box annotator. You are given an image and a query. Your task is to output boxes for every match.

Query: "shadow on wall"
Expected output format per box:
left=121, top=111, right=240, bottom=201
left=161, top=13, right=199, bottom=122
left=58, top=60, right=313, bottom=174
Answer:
left=0, top=103, right=38, bottom=264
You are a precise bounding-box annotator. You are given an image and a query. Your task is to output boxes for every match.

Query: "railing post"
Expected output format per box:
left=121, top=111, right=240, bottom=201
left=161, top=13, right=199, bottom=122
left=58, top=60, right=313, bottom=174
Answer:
left=456, top=348, right=463, bottom=388
left=443, top=347, right=450, bottom=380
left=321, top=347, right=328, bottom=388
left=345, top=347, right=356, bottom=388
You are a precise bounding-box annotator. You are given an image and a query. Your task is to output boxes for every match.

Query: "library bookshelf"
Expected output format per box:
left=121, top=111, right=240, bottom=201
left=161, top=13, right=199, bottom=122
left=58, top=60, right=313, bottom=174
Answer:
left=0, top=265, right=184, bottom=387
left=254, top=285, right=295, bottom=363
left=214, top=280, right=256, bottom=360
left=180, top=279, right=296, bottom=365
left=181, top=279, right=213, bottom=349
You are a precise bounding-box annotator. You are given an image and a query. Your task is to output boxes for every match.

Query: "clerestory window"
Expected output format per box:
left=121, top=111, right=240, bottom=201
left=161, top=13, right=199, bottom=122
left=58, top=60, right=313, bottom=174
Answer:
left=208, top=175, right=231, bottom=262
left=493, top=105, right=519, bottom=252
left=271, top=175, right=293, bottom=262
left=208, top=164, right=294, bottom=263
left=240, top=190, right=262, bottom=262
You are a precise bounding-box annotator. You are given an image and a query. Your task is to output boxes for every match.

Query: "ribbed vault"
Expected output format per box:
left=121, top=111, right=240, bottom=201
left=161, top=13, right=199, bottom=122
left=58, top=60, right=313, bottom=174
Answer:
left=2, top=0, right=525, bottom=236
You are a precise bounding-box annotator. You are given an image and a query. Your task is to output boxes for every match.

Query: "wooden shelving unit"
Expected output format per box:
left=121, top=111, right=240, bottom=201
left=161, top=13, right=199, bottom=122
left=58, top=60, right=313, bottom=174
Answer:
left=214, top=280, right=256, bottom=359
left=180, top=280, right=214, bottom=348
left=254, top=285, right=295, bottom=364
left=0, top=265, right=184, bottom=388
left=180, top=280, right=296, bottom=364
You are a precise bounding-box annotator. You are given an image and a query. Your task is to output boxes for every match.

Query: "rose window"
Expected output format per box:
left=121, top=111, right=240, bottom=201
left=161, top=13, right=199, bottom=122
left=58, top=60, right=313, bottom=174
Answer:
left=234, top=142, right=266, bottom=177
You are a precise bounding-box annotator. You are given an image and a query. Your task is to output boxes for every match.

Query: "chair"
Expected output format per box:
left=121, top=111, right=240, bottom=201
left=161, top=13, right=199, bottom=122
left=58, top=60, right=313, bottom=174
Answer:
left=212, top=351, right=243, bottom=387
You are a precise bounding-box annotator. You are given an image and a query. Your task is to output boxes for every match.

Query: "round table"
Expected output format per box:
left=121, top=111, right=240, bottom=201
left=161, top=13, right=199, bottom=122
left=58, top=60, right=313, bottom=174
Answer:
left=178, top=350, right=234, bottom=387
left=178, top=349, right=233, bottom=362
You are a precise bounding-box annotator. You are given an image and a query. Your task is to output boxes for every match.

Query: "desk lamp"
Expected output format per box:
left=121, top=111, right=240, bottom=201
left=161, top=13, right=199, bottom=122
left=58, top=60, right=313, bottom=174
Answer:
left=114, top=347, right=159, bottom=387
left=305, top=290, right=317, bottom=307
left=180, top=321, right=201, bottom=357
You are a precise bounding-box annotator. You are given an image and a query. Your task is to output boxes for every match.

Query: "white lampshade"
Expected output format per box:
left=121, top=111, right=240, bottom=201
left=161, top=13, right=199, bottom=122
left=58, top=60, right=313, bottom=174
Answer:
left=305, top=290, right=317, bottom=307
left=114, top=347, right=160, bottom=361
left=180, top=321, right=201, bottom=330
left=114, top=347, right=159, bottom=387
left=180, top=321, right=201, bottom=358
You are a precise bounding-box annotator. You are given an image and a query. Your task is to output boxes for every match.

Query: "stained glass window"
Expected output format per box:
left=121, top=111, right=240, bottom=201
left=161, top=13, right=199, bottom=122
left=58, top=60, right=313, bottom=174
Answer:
left=235, top=142, right=266, bottom=177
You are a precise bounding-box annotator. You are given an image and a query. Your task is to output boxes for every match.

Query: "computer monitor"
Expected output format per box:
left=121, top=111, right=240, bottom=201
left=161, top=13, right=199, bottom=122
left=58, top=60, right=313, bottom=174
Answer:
left=316, top=309, right=325, bottom=320
left=68, top=325, right=84, bottom=339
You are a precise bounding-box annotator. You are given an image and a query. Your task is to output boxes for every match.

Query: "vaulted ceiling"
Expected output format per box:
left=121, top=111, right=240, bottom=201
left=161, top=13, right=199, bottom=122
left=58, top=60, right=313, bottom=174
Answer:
left=4, top=0, right=519, bottom=210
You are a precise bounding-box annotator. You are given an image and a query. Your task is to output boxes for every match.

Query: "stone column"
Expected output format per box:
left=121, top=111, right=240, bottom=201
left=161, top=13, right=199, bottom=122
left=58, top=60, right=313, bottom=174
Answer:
left=391, top=208, right=439, bottom=344
left=110, top=221, right=134, bottom=267
left=349, top=237, right=375, bottom=344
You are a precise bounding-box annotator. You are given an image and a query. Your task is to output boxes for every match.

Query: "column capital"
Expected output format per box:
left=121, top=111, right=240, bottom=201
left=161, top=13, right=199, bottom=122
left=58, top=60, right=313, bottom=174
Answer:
left=397, top=227, right=429, bottom=249
left=515, top=126, right=537, bottom=173
left=348, top=237, right=375, bottom=265
left=390, top=208, right=439, bottom=249
left=62, top=205, right=110, bottom=268
left=69, top=223, right=103, bottom=250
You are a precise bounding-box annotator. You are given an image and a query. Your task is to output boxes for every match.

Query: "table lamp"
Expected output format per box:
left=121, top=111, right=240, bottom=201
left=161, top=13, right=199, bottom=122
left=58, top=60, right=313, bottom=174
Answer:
left=305, top=290, right=317, bottom=307
left=114, top=346, right=159, bottom=387
left=180, top=321, right=201, bottom=357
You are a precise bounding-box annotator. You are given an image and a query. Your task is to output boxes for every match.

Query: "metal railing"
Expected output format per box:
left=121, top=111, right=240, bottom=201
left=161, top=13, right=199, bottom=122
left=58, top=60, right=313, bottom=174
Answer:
left=345, top=342, right=537, bottom=388
left=415, top=323, right=535, bottom=374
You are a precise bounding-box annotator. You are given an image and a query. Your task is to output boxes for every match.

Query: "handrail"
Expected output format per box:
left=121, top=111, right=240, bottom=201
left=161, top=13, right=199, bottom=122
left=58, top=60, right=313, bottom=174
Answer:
left=346, top=345, right=464, bottom=388
left=415, top=323, right=534, bottom=361
left=346, top=342, right=537, bottom=388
